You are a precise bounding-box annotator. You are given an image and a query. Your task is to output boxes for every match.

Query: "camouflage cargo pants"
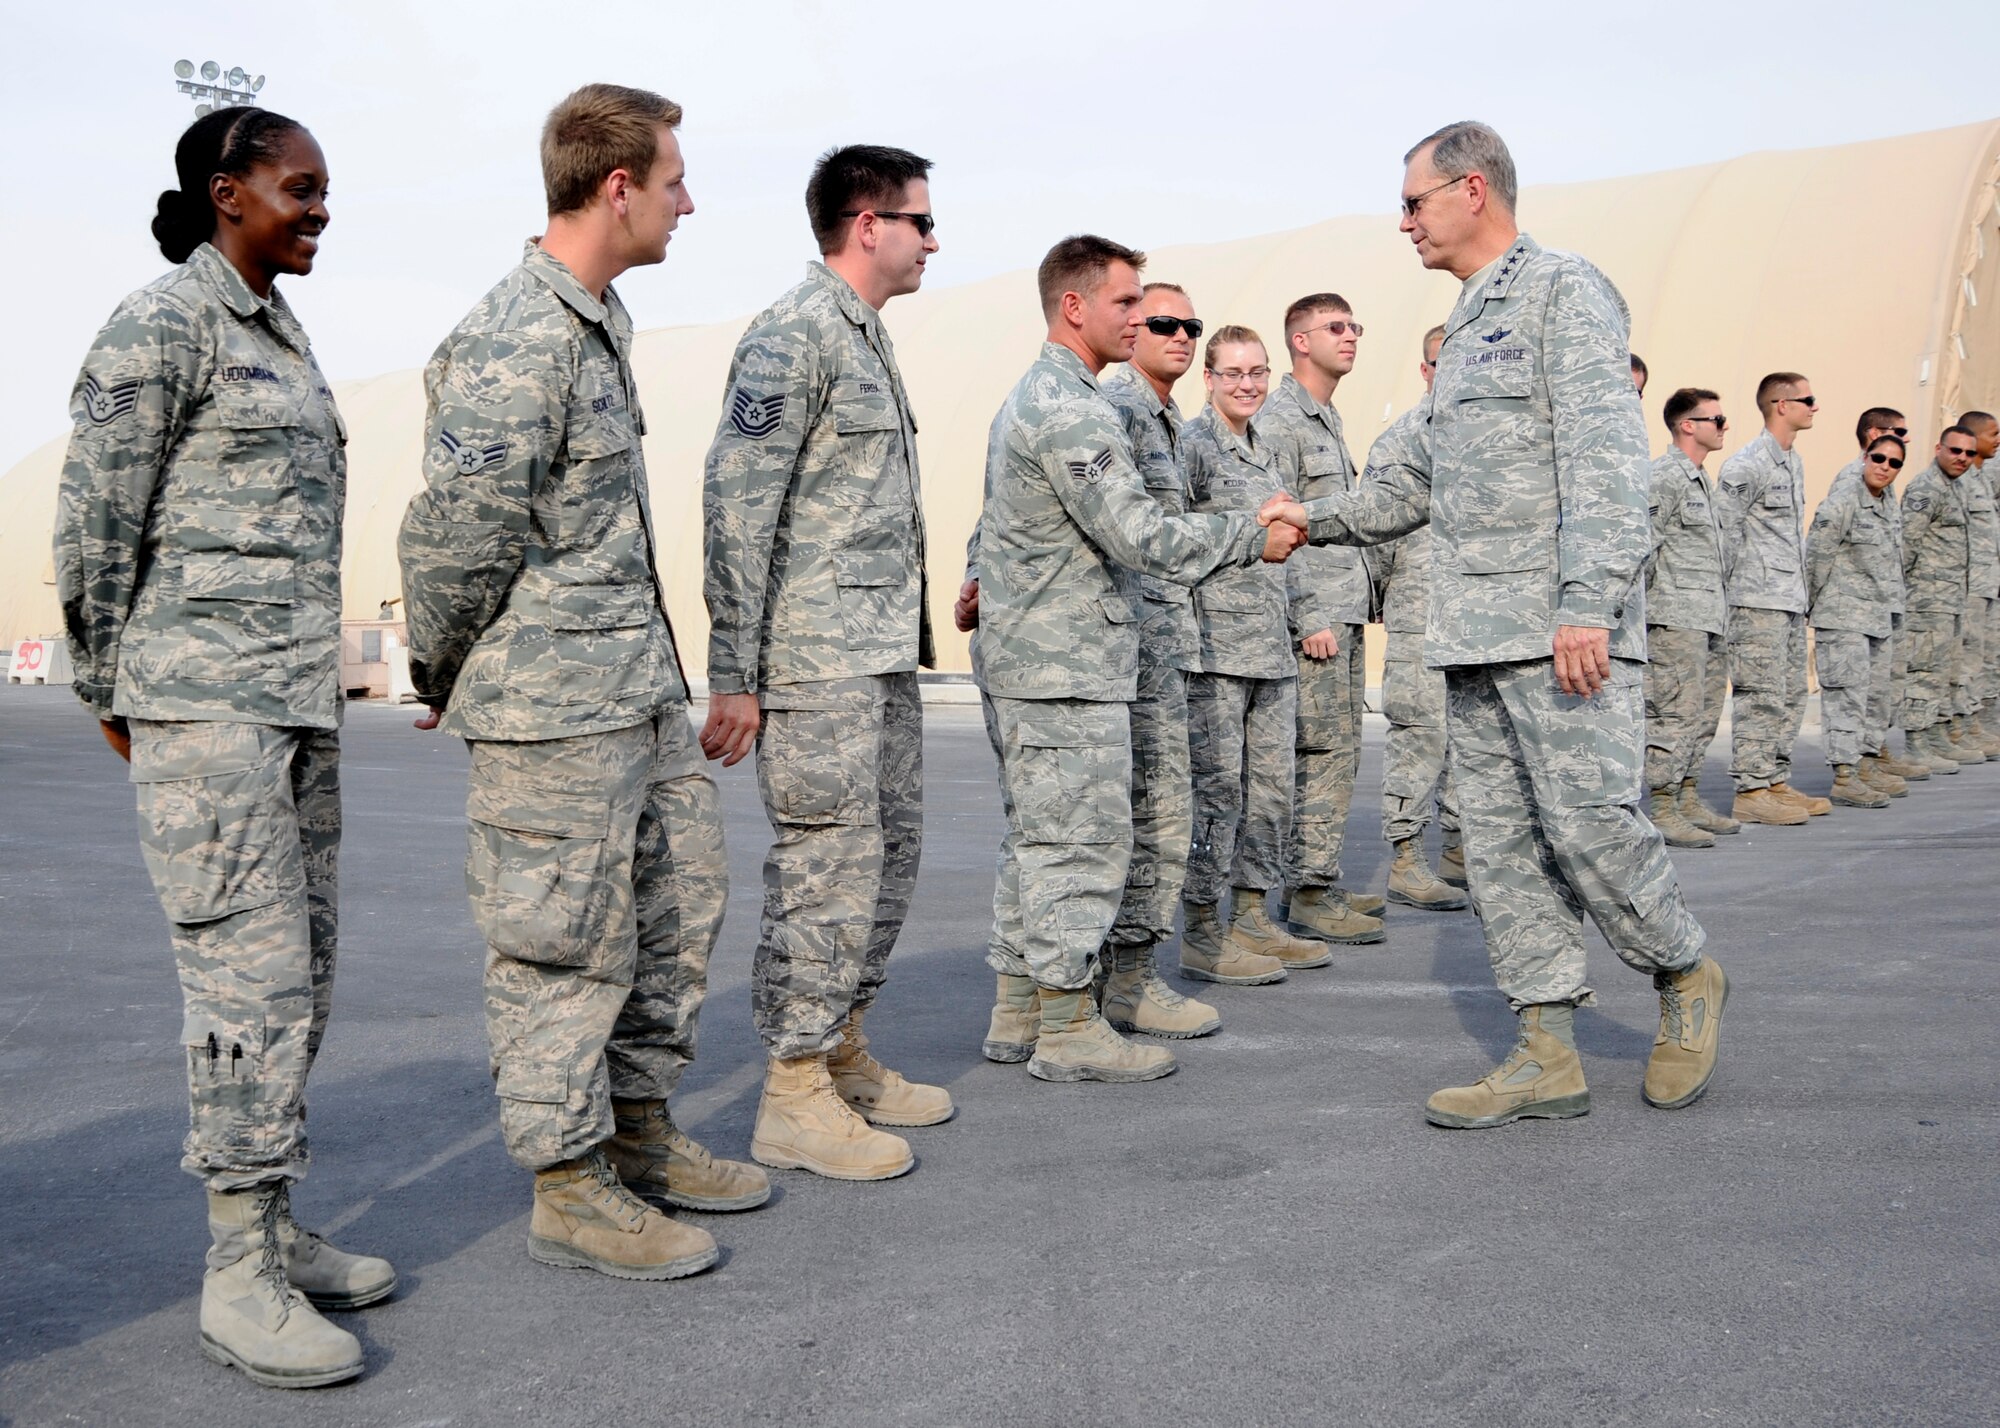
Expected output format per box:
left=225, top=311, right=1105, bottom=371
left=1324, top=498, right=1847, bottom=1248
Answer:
left=1901, top=611, right=1961, bottom=731
left=130, top=720, right=338, bottom=1192
left=1446, top=659, right=1705, bottom=1009
left=1727, top=606, right=1809, bottom=791
left=1643, top=625, right=1726, bottom=790
left=752, top=673, right=922, bottom=1059
left=1986, top=597, right=2000, bottom=706
left=1958, top=595, right=1994, bottom=715
left=1185, top=672, right=1297, bottom=904
left=1381, top=649, right=1460, bottom=845
left=1889, top=613, right=1906, bottom=735
left=1109, top=656, right=1191, bottom=948
left=1289, top=623, right=1363, bottom=890
left=981, top=694, right=1132, bottom=991
left=467, top=707, right=728, bottom=1171
left=1813, top=628, right=1890, bottom=766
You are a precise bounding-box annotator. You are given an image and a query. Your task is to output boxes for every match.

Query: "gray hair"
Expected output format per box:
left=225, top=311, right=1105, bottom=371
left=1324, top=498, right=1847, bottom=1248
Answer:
left=1405, top=121, right=1517, bottom=214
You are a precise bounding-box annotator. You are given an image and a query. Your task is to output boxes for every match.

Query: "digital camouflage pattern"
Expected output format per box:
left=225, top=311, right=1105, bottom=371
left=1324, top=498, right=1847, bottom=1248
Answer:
left=1447, top=660, right=1704, bottom=1008
left=1642, top=626, right=1726, bottom=792
left=1645, top=447, right=1726, bottom=636
left=1102, top=363, right=1199, bottom=674
left=1900, top=460, right=1971, bottom=730
left=1298, top=235, right=1652, bottom=668
left=1289, top=625, right=1364, bottom=891
left=1261, top=373, right=1371, bottom=637
left=467, top=711, right=727, bottom=1170
left=1185, top=673, right=1298, bottom=905
left=749, top=674, right=922, bottom=1058
left=55, top=243, right=346, bottom=728
left=1716, top=429, right=1807, bottom=615
left=1961, top=466, right=1999, bottom=715
left=702, top=263, right=933, bottom=696
left=1833, top=455, right=1907, bottom=734
left=130, top=719, right=339, bottom=1191
left=398, top=243, right=686, bottom=740
left=1725, top=606, right=1808, bottom=790
left=1814, top=630, right=1891, bottom=767
left=1806, top=475, right=1898, bottom=639
left=1183, top=409, right=1297, bottom=679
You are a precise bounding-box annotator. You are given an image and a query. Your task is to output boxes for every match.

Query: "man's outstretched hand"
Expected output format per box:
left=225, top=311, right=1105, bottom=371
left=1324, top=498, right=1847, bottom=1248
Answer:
left=1259, top=494, right=1309, bottom=532
left=1552, top=625, right=1612, bottom=697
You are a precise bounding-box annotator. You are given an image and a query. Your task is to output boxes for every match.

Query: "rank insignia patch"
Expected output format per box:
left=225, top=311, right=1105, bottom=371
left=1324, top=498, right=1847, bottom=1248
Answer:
left=81, top=374, right=142, bottom=426
left=1067, top=449, right=1115, bottom=485
left=730, top=390, right=786, bottom=439
left=440, top=430, right=509, bottom=476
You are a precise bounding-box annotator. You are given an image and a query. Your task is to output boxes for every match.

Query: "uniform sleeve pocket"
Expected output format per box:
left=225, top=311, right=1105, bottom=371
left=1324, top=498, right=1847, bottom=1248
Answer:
left=465, top=785, right=612, bottom=967
left=1097, top=596, right=1137, bottom=625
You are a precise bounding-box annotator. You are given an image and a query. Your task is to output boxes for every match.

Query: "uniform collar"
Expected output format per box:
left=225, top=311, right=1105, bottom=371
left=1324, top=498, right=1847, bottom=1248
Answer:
left=188, top=243, right=312, bottom=351
left=1754, top=428, right=1797, bottom=467
left=1043, top=341, right=1100, bottom=392
left=1277, top=372, right=1337, bottom=428
left=522, top=240, right=631, bottom=346
left=1462, top=232, right=1538, bottom=305
left=1106, top=362, right=1176, bottom=420
left=808, top=261, right=880, bottom=334
left=1211, top=411, right=1262, bottom=461
left=1668, top=445, right=1709, bottom=481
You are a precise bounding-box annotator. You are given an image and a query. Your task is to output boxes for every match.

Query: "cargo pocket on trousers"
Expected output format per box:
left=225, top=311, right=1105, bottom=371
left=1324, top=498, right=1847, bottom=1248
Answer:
left=494, top=1061, right=570, bottom=1167
left=132, top=724, right=299, bottom=926
left=183, top=1009, right=269, bottom=1155
left=757, top=705, right=873, bottom=827
left=465, top=785, right=612, bottom=967
left=1013, top=704, right=1126, bottom=845
left=1546, top=672, right=1644, bottom=809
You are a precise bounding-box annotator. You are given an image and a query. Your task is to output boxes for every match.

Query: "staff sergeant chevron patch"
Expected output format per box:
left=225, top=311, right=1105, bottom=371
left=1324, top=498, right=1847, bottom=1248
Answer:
left=729, top=389, right=787, bottom=439
left=80, top=374, right=142, bottom=425
left=439, top=430, right=510, bottom=476
left=1066, top=449, right=1116, bottom=485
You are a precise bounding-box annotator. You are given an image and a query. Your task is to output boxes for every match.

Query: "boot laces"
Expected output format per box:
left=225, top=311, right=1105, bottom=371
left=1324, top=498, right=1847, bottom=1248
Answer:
left=1139, top=969, right=1188, bottom=1008
left=1658, top=979, right=1687, bottom=1041
left=254, top=1188, right=305, bottom=1318
left=580, top=1152, right=651, bottom=1228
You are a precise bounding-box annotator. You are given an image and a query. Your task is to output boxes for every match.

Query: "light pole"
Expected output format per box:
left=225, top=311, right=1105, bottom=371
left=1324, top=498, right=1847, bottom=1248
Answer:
left=173, top=59, right=266, bottom=116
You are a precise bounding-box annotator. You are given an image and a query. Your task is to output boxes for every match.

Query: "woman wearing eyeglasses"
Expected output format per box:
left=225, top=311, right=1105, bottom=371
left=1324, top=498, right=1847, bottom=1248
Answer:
left=1806, top=435, right=1910, bottom=807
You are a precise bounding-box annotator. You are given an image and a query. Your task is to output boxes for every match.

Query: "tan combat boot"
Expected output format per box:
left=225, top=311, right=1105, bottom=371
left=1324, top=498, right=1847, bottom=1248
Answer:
left=530, top=1148, right=718, bottom=1279
left=1282, top=886, right=1386, bottom=947
left=750, top=1056, right=914, bottom=1181
left=1731, top=785, right=1806, bottom=825
left=1649, top=786, right=1715, bottom=848
left=1179, top=899, right=1287, bottom=985
left=1913, top=724, right=1963, bottom=773
left=1027, top=988, right=1176, bottom=1083
left=1234, top=886, right=1336, bottom=966
left=1875, top=745, right=1931, bottom=781
left=201, top=1185, right=364, bottom=1389
left=607, top=1098, right=772, bottom=1212
left=1424, top=1005, right=1591, bottom=1129
left=1857, top=754, right=1909, bottom=798
left=1346, top=888, right=1389, bottom=916
left=1678, top=778, right=1742, bottom=834
left=1769, top=780, right=1833, bottom=817
left=828, top=1007, right=955, bottom=1127
left=1386, top=837, right=1470, bottom=910
left=1973, top=713, right=2000, bottom=757
left=1101, top=941, right=1220, bottom=1039
left=270, top=1182, right=397, bottom=1310
left=1828, top=764, right=1889, bottom=809
left=1643, top=956, right=1729, bottom=1109
left=1946, top=716, right=1987, bottom=764
left=1436, top=829, right=1469, bottom=888
left=982, top=973, right=1040, bottom=1063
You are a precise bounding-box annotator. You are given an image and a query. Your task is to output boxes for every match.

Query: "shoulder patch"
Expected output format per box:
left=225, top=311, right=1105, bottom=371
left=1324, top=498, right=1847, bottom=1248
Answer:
left=729, top=389, right=786, bottom=439
left=1904, top=495, right=1930, bottom=513
left=439, top=430, right=509, bottom=476
left=1067, top=449, right=1116, bottom=485
left=81, top=374, right=142, bottom=426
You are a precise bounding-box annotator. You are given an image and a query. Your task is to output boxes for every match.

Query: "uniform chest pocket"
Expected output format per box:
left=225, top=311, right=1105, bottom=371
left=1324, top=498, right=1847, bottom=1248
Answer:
left=1301, top=453, right=1346, bottom=494
left=546, top=583, right=654, bottom=706
left=1681, top=499, right=1711, bottom=527
left=1760, top=485, right=1794, bottom=510
left=1451, top=364, right=1536, bottom=451
left=1850, top=524, right=1881, bottom=544
left=833, top=392, right=899, bottom=436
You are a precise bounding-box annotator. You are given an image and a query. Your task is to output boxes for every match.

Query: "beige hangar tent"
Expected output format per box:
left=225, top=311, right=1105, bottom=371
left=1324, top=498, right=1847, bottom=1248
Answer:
left=5, top=117, right=1998, bottom=685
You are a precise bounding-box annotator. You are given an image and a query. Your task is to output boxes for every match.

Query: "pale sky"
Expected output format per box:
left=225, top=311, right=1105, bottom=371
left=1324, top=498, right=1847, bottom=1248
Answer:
left=4, top=0, right=1997, bottom=474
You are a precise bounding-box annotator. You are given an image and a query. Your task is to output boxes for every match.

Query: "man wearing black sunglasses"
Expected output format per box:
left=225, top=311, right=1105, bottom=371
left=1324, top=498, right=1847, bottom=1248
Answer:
left=701, top=143, right=951, bottom=1183
left=1716, top=371, right=1828, bottom=822
left=1900, top=427, right=1985, bottom=771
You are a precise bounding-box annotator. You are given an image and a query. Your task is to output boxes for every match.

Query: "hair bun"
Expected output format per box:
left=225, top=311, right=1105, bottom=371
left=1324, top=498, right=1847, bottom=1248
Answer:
left=150, top=187, right=208, bottom=264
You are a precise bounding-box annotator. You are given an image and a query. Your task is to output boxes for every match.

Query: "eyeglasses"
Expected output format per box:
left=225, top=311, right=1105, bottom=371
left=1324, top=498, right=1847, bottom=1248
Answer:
left=1685, top=415, right=1728, bottom=431
left=1777, top=394, right=1817, bottom=409
left=839, top=210, right=935, bottom=237
left=1143, top=316, right=1204, bottom=339
left=1401, top=175, right=1465, bottom=218
left=1883, top=427, right=1910, bottom=439
left=1866, top=453, right=1904, bottom=470
left=1208, top=367, right=1271, bottom=386
left=1944, top=445, right=1977, bottom=457
left=1304, top=319, right=1365, bottom=339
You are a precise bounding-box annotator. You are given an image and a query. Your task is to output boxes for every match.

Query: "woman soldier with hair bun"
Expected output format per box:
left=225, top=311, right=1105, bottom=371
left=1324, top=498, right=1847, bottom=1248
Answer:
left=52, top=107, right=390, bottom=1389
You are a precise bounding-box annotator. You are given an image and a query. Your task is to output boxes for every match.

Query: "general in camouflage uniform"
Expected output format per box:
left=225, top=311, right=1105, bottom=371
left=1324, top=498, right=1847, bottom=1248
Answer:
left=1261, top=370, right=1380, bottom=938
left=1900, top=437, right=1981, bottom=769
left=399, top=232, right=745, bottom=1249
left=1806, top=456, right=1903, bottom=805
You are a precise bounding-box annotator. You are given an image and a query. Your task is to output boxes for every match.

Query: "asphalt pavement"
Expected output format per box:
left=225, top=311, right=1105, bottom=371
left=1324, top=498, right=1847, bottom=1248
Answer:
left=1, top=683, right=1994, bottom=1428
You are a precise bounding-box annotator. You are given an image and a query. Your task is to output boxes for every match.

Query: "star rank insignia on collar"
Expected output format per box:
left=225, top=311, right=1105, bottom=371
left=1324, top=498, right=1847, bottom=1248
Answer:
left=439, top=430, right=509, bottom=476
left=1067, top=449, right=1115, bottom=484
left=80, top=374, right=142, bottom=425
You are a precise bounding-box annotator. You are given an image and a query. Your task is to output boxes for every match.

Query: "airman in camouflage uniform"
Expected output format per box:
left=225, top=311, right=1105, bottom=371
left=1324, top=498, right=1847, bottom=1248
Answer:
left=400, top=90, right=748, bottom=1281
left=1716, top=377, right=1827, bottom=821
left=1956, top=419, right=2000, bottom=758
left=1806, top=443, right=1905, bottom=806
left=1900, top=431, right=1983, bottom=769
left=1963, top=413, right=2000, bottom=755
left=57, top=108, right=391, bottom=1388
left=1642, top=389, right=1738, bottom=844
left=1268, top=123, right=1721, bottom=1127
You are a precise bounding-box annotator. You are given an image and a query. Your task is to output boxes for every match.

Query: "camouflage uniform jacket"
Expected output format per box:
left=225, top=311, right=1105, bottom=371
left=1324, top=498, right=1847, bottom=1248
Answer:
left=1183, top=408, right=1297, bottom=680
left=1299, top=233, right=1651, bottom=668
left=1899, top=460, right=1972, bottom=614
left=1833, top=456, right=1905, bottom=616
left=398, top=242, right=686, bottom=741
left=1644, top=447, right=1725, bottom=635
left=54, top=242, right=345, bottom=727
left=1101, top=362, right=1200, bottom=673
left=971, top=342, right=1264, bottom=702
left=702, top=262, right=933, bottom=697
left=1716, top=429, right=1806, bottom=614
left=1805, top=475, right=1897, bottom=637
left=1262, top=373, right=1372, bottom=636
left=1366, top=405, right=1434, bottom=637
left=1962, top=463, right=2000, bottom=601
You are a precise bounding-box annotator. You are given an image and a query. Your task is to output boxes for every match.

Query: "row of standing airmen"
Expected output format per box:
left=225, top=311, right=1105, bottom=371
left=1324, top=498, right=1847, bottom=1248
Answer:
left=56, top=98, right=1742, bottom=1390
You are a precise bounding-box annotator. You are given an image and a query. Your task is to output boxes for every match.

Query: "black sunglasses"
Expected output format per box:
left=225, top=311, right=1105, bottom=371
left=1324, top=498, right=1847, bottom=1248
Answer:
left=1944, top=445, right=1978, bottom=458
left=1686, top=415, right=1728, bottom=430
left=1778, top=394, right=1817, bottom=409
left=1866, top=453, right=1904, bottom=470
left=1143, top=316, right=1204, bottom=339
left=840, top=210, right=935, bottom=237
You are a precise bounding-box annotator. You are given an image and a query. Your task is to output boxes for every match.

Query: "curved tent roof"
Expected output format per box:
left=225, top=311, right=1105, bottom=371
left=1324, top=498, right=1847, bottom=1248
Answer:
left=6, top=118, right=1998, bottom=679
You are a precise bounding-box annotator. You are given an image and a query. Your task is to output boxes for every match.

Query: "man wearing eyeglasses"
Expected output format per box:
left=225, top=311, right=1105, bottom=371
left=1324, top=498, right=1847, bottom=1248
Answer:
left=701, top=145, right=949, bottom=1183
left=1643, top=389, right=1743, bottom=840
left=1900, top=427, right=1984, bottom=770
left=1957, top=411, right=2000, bottom=759
left=1259, top=293, right=1385, bottom=949
left=1806, top=435, right=1907, bottom=807
left=1260, top=120, right=1721, bottom=1128
left=1716, top=373, right=1830, bottom=822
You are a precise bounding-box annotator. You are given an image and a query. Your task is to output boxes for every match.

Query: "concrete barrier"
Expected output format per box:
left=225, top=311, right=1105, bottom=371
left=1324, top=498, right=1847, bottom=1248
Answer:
left=8, top=637, right=72, bottom=685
